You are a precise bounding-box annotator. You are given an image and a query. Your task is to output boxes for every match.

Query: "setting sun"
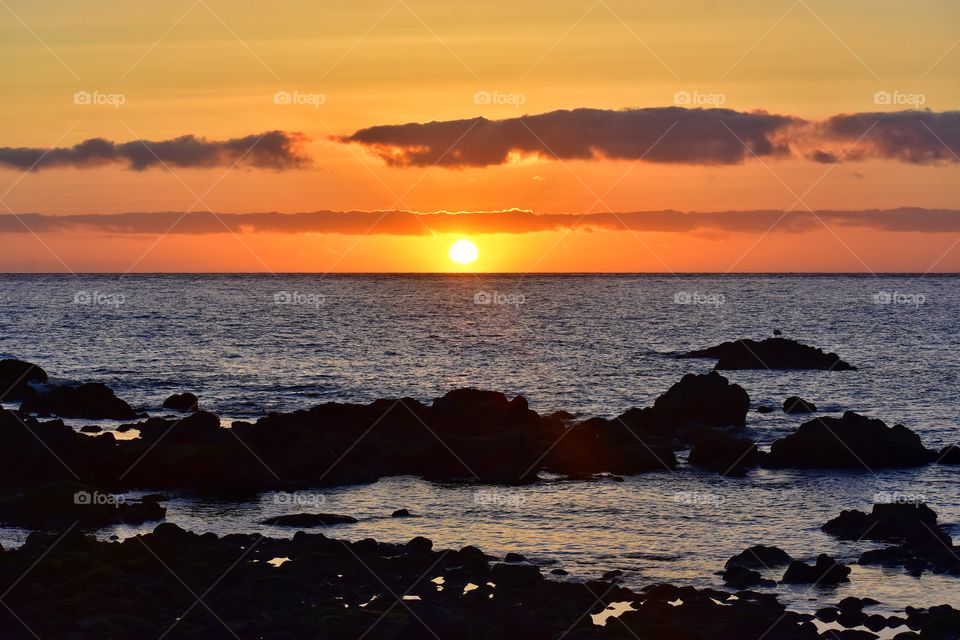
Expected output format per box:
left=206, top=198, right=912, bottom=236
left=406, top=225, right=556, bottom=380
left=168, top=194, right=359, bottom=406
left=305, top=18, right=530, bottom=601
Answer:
left=448, top=239, right=479, bottom=265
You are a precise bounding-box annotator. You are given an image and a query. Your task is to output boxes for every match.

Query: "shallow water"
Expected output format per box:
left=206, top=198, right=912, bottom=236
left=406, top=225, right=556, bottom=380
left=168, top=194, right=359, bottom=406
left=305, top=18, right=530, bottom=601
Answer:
left=0, top=274, right=958, bottom=613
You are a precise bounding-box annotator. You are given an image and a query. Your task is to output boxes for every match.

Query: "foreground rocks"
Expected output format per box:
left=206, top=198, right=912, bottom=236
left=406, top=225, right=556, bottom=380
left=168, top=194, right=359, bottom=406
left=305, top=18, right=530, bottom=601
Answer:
left=20, top=382, right=137, bottom=420
left=162, top=392, right=199, bottom=413
left=0, top=482, right=165, bottom=529
left=682, top=338, right=856, bottom=370
left=823, top=502, right=952, bottom=547
left=764, top=412, right=936, bottom=469
left=0, top=372, right=752, bottom=492
left=781, top=554, right=851, bottom=585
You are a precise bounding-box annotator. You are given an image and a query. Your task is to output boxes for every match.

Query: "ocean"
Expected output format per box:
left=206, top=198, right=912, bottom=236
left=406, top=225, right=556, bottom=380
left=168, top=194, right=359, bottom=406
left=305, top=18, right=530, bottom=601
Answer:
left=1, top=273, right=958, bottom=614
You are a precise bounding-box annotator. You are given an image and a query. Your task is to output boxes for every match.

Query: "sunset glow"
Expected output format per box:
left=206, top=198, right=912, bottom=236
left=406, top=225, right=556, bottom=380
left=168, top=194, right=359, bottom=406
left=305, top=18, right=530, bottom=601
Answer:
left=448, top=239, right=479, bottom=266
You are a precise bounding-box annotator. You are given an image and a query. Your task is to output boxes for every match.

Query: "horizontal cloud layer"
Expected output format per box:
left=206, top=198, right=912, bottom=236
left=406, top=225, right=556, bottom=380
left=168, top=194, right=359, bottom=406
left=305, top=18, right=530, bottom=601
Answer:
left=3, top=208, right=960, bottom=236
left=343, top=107, right=960, bottom=168
left=341, top=107, right=796, bottom=167
left=0, top=131, right=310, bottom=172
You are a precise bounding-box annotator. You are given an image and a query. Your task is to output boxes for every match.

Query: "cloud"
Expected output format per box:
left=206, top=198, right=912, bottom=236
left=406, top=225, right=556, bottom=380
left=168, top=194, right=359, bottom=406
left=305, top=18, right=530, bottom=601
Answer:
left=340, top=107, right=797, bottom=167
left=4, top=207, right=960, bottom=236
left=0, top=131, right=310, bottom=172
left=811, top=110, right=960, bottom=164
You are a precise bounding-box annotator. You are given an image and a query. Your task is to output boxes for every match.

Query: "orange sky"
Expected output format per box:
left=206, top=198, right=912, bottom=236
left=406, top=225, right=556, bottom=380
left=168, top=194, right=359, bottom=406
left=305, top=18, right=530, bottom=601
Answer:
left=1, top=0, right=959, bottom=272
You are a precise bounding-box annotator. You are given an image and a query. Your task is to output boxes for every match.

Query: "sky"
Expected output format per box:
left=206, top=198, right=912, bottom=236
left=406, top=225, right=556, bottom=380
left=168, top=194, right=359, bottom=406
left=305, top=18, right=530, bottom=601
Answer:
left=1, top=0, right=959, bottom=272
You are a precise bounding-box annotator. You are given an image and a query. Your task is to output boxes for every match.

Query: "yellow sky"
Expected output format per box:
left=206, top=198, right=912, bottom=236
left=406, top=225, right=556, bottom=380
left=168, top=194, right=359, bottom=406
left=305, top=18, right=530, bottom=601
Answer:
left=1, top=0, right=959, bottom=271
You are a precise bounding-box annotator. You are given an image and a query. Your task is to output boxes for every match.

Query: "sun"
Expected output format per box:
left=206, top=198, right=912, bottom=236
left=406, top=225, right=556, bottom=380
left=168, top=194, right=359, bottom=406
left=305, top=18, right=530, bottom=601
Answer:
left=448, top=239, right=479, bottom=265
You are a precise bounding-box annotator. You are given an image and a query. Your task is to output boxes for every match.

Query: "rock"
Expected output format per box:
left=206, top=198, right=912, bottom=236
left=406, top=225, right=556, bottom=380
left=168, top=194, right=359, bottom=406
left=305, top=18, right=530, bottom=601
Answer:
left=823, top=503, right=951, bottom=547
left=259, top=513, right=358, bottom=527
left=837, top=597, right=880, bottom=612
left=688, top=432, right=760, bottom=475
left=682, top=337, right=856, bottom=370
left=405, top=536, right=433, bottom=553
left=391, top=508, right=413, bottom=518
left=781, top=555, right=851, bottom=585
left=757, top=405, right=775, bottom=414
left=726, top=545, right=794, bottom=570
left=20, top=382, right=136, bottom=420
left=937, top=445, right=960, bottom=464
left=602, top=569, right=623, bottom=580
left=645, top=371, right=751, bottom=431
left=504, top=552, right=527, bottom=563
left=549, top=568, right=568, bottom=575
left=764, top=412, right=936, bottom=469
left=80, top=425, right=103, bottom=433
left=723, top=564, right=776, bottom=589
left=491, top=562, right=542, bottom=585
left=0, top=359, right=48, bottom=402
left=783, top=396, right=817, bottom=414
left=162, top=392, right=199, bottom=413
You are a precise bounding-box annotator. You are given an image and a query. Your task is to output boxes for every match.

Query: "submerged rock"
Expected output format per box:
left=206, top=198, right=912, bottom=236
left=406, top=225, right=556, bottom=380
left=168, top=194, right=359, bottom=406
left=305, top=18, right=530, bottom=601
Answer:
left=783, top=396, right=817, bottom=414
left=0, top=359, right=47, bottom=402
left=823, top=503, right=951, bottom=547
left=726, top=545, right=794, bottom=570
left=781, top=554, right=851, bottom=585
left=20, top=383, right=136, bottom=420
left=391, top=508, right=414, bottom=518
left=162, top=392, right=199, bottom=413
left=259, top=513, right=358, bottom=527
left=764, top=412, right=936, bottom=469
left=682, top=338, right=856, bottom=370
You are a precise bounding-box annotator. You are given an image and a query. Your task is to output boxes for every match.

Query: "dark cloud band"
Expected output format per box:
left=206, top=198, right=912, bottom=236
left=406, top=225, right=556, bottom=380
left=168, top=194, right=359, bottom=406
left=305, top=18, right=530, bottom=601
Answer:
left=2, top=208, right=959, bottom=236
left=0, top=131, right=310, bottom=172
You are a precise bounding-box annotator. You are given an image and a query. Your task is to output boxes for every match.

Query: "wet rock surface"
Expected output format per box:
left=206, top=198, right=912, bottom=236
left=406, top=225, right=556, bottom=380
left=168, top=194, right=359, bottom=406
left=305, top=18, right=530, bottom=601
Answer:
left=682, top=338, right=856, bottom=370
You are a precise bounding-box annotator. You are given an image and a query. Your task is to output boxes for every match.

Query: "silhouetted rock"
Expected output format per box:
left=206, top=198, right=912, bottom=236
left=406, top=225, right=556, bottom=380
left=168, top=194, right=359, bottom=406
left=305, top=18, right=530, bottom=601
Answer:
left=20, top=383, right=136, bottom=420
left=937, top=445, right=960, bottom=464
left=162, top=392, right=199, bottom=413
left=0, top=359, right=47, bottom=402
left=781, top=554, right=851, bottom=585
left=783, top=396, right=817, bottom=414
left=726, top=545, right=794, bottom=570
left=79, top=425, right=102, bottom=433
left=260, top=513, right=357, bottom=527
left=823, top=503, right=951, bottom=547
left=689, top=432, right=759, bottom=475
left=391, top=508, right=414, bottom=518
left=504, top=552, right=527, bottom=563
left=757, top=405, right=775, bottom=414
left=682, top=338, right=856, bottom=370
left=0, top=482, right=165, bottom=529
left=764, top=412, right=936, bottom=469
left=723, top=564, right=776, bottom=589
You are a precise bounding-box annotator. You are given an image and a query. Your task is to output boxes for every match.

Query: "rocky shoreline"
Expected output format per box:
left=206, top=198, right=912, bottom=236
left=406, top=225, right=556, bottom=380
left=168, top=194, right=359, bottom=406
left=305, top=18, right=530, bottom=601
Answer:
left=1, top=346, right=959, bottom=638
